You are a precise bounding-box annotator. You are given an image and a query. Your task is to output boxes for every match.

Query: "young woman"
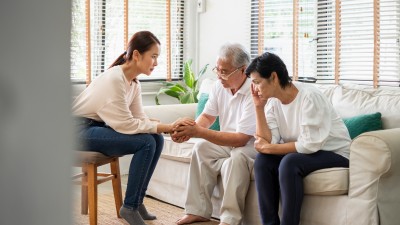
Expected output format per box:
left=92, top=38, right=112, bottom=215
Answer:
left=245, top=52, right=351, bottom=225
left=72, top=31, right=194, bottom=225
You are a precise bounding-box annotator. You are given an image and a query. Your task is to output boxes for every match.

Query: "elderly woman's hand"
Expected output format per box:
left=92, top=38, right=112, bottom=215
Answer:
left=254, top=134, right=271, bottom=154
left=251, top=83, right=268, bottom=108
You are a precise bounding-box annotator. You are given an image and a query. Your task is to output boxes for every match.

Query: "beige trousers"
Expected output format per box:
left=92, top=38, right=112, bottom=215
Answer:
left=184, top=140, right=257, bottom=225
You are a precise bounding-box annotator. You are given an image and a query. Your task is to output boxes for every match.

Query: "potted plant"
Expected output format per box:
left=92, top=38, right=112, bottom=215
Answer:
left=155, top=59, right=209, bottom=105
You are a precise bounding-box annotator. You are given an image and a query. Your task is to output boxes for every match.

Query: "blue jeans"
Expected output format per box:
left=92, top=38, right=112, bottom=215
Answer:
left=77, top=118, right=163, bottom=209
left=254, top=151, right=349, bottom=225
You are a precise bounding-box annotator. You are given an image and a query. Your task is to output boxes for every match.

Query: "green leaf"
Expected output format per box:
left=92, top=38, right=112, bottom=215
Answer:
left=198, top=63, right=209, bottom=78
left=162, top=81, right=175, bottom=87
left=154, top=59, right=209, bottom=105
left=173, top=83, right=188, bottom=93
left=183, top=60, right=195, bottom=89
left=193, top=90, right=199, bottom=102
left=167, top=85, right=186, bottom=94
left=155, top=87, right=181, bottom=105
left=180, top=92, right=196, bottom=104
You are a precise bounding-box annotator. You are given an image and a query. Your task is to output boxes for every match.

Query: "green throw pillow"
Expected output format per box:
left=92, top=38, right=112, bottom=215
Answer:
left=342, top=112, right=382, bottom=139
left=196, top=93, right=220, bottom=131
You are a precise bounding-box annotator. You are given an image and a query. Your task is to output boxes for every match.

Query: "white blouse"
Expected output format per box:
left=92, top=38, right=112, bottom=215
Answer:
left=265, top=82, right=351, bottom=159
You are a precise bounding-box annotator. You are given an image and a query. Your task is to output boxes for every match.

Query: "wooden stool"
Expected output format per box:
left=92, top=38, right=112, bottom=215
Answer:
left=72, top=151, right=123, bottom=225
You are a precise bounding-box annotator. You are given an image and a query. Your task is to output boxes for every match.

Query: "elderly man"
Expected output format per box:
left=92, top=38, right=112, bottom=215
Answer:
left=174, top=43, right=257, bottom=225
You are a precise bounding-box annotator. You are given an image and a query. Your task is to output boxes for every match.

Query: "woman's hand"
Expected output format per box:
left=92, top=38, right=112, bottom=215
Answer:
left=168, top=117, right=196, bottom=143
left=254, top=134, right=271, bottom=154
left=171, top=123, right=199, bottom=143
left=251, top=83, right=268, bottom=108
left=172, top=117, right=196, bottom=129
left=170, top=132, right=191, bottom=143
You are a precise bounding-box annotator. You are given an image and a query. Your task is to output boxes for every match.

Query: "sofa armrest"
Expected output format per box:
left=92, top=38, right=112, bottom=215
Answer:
left=347, top=128, right=400, bottom=225
left=143, top=103, right=197, bottom=124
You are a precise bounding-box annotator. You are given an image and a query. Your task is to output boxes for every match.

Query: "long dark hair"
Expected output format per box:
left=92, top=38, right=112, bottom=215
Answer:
left=109, top=31, right=160, bottom=68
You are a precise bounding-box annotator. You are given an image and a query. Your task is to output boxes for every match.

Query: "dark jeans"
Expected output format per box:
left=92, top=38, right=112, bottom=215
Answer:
left=254, top=151, right=349, bottom=225
left=76, top=118, right=163, bottom=209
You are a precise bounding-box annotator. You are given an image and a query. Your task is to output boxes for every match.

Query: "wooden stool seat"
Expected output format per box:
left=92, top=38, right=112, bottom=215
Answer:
left=72, top=151, right=123, bottom=225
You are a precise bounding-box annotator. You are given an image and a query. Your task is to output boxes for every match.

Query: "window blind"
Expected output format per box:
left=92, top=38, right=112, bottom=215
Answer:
left=339, top=0, right=375, bottom=85
left=251, top=0, right=400, bottom=87
left=379, top=0, right=400, bottom=86
left=263, top=0, right=294, bottom=76
left=70, top=0, right=87, bottom=81
left=250, top=0, right=263, bottom=59
left=91, top=0, right=124, bottom=79
left=250, top=0, right=317, bottom=80
left=297, top=0, right=317, bottom=79
left=70, top=0, right=185, bottom=83
left=315, top=0, right=336, bottom=83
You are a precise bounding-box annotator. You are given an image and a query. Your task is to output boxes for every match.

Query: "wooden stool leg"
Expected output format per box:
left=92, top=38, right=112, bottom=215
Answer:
left=110, top=158, right=123, bottom=218
left=81, top=166, right=88, bottom=215
left=88, top=163, right=98, bottom=225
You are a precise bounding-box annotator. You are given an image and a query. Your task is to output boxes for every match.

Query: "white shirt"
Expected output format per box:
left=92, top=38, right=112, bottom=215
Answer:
left=266, top=82, right=351, bottom=159
left=72, top=66, right=158, bottom=134
left=203, top=78, right=256, bottom=138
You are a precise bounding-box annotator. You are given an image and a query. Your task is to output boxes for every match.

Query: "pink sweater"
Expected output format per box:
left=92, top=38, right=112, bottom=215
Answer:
left=72, top=66, right=158, bottom=134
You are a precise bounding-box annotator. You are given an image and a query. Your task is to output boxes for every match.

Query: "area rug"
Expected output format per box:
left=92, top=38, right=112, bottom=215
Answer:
left=73, top=193, right=220, bottom=225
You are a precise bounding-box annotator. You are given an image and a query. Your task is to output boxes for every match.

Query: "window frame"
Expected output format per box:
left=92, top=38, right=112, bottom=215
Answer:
left=70, top=0, right=186, bottom=85
left=251, top=0, right=400, bottom=88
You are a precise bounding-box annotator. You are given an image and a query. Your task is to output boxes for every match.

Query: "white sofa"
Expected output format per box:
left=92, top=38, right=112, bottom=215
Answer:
left=141, top=83, right=400, bottom=225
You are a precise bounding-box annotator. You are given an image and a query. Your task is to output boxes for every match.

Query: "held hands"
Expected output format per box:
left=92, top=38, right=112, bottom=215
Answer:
left=172, top=117, right=196, bottom=128
left=171, top=123, right=199, bottom=143
left=170, top=117, right=196, bottom=143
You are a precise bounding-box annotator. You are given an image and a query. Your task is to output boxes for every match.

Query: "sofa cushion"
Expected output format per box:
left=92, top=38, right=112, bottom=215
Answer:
left=196, top=93, right=220, bottom=131
left=343, top=112, right=383, bottom=139
left=161, top=136, right=200, bottom=163
left=330, top=84, right=400, bottom=129
left=304, top=167, right=349, bottom=196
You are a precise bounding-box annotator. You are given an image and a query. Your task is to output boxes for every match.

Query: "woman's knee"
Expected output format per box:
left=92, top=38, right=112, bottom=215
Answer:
left=126, top=134, right=157, bottom=152
left=278, top=153, right=302, bottom=178
left=151, top=133, right=164, bottom=144
left=254, top=153, right=279, bottom=172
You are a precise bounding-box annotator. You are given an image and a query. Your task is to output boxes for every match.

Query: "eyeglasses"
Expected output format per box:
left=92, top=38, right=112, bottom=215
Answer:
left=212, top=66, right=244, bottom=80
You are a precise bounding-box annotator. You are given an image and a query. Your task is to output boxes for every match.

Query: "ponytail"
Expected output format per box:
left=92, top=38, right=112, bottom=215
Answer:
left=109, top=51, right=127, bottom=69
left=108, top=31, right=160, bottom=69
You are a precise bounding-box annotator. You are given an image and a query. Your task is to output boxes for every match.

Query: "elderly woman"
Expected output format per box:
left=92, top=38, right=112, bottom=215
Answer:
left=245, top=52, right=351, bottom=225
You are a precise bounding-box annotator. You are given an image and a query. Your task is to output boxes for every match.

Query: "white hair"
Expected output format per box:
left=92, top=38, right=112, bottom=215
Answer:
left=218, top=43, right=250, bottom=67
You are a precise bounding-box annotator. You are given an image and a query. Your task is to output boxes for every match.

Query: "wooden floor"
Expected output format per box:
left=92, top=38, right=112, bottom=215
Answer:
left=72, top=174, right=220, bottom=225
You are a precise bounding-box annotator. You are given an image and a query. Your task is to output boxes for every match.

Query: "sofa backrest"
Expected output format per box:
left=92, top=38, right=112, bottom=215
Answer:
left=143, top=103, right=197, bottom=124
left=314, top=83, right=400, bottom=130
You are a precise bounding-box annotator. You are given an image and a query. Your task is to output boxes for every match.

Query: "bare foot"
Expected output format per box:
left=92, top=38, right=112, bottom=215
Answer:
left=176, top=214, right=210, bottom=224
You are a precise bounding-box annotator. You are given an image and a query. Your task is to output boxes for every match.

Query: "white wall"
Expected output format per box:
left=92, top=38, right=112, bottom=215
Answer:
left=142, top=0, right=252, bottom=105
left=72, top=0, right=252, bottom=106
left=196, top=0, right=251, bottom=72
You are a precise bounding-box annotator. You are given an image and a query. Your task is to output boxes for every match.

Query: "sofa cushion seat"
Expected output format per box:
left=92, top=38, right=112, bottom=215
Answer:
left=304, top=167, right=349, bottom=196
left=161, top=136, right=201, bottom=163
left=163, top=136, right=349, bottom=196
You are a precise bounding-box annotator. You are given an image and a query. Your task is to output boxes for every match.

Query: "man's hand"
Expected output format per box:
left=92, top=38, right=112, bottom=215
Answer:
left=169, top=117, right=196, bottom=143
left=171, top=124, right=199, bottom=143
